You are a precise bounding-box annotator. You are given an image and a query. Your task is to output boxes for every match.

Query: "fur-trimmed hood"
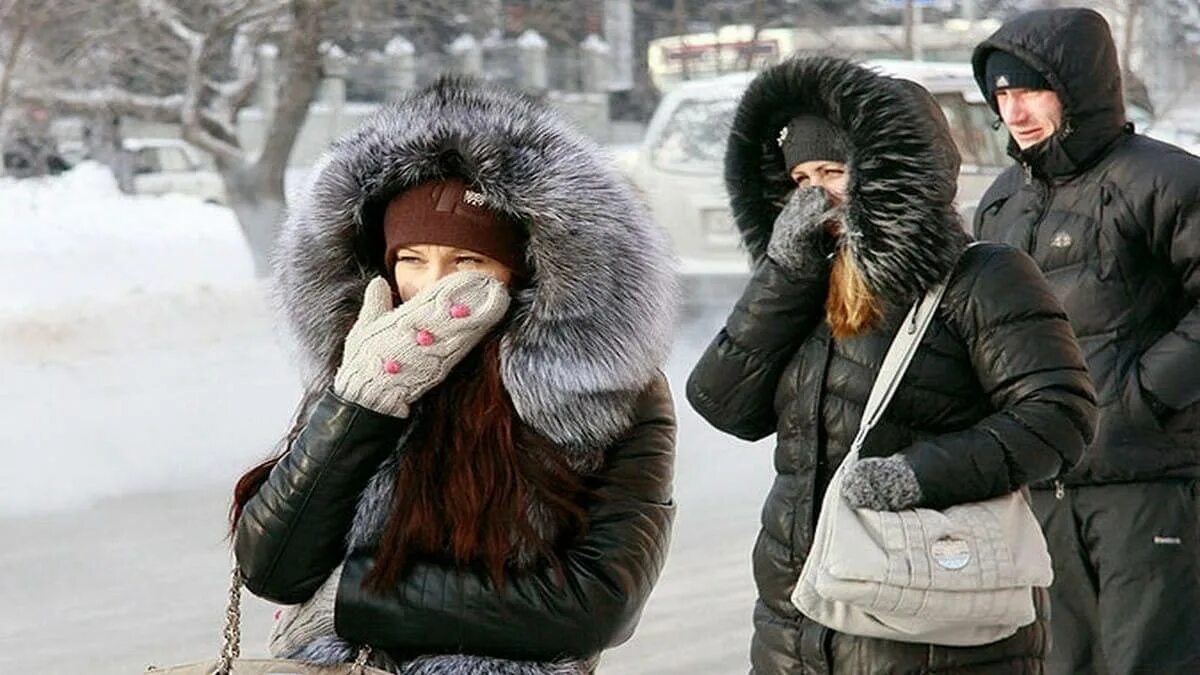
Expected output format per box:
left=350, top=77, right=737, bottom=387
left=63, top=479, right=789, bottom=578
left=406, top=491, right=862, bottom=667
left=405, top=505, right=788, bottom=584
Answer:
left=272, top=76, right=678, bottom=452
left=725, top=56, right=969, bottom=306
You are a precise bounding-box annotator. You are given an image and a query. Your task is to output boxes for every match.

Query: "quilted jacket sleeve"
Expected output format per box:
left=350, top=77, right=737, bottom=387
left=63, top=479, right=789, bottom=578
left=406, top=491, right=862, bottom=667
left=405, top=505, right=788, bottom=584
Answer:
left=334, top=374, right=676, bottom=661
left=901, top=244, right=1098, bottom=509
left=233, top=389, right=409, bottom=604
left=686, top=258, right=829, bottom=441
left=1136, top=150, right=1200, bottom=414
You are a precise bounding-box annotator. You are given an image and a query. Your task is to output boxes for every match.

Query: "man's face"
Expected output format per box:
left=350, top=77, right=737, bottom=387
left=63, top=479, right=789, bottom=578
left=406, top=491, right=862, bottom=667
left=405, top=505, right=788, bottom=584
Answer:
left=995, top=88, right=1065, bottom=150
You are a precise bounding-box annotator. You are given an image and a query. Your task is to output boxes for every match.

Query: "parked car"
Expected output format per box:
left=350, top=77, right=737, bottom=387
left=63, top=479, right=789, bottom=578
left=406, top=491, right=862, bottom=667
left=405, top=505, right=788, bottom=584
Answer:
left=619, top=60, right=1009, bottom=273
left=125, top=138, right=226, bottom=204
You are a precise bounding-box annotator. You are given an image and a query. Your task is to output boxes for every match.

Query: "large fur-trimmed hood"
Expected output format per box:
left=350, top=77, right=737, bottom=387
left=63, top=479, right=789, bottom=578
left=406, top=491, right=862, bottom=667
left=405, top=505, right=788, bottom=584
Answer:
left=725, top=56, right=969, bottom=306
left=273, top=76, right=678, bottom=452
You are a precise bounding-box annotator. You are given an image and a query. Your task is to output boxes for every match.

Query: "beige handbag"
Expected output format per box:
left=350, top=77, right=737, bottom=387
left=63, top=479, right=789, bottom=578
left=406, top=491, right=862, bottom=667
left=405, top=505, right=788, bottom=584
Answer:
left=791, top=279, right=1053, bottom=647
left=145, top=568, right=391, bottom=675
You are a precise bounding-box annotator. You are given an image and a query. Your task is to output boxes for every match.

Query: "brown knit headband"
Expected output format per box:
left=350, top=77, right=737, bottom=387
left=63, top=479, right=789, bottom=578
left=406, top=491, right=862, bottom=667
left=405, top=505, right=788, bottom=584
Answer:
left=382, top=178, right=526, bottom=275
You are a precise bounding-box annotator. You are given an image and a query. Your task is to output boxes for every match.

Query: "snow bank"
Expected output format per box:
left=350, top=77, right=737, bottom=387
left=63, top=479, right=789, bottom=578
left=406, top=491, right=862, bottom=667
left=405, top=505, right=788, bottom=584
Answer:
left=0, top=162, right=255, bottom=316
left=0, top=164, right=299, bottom=516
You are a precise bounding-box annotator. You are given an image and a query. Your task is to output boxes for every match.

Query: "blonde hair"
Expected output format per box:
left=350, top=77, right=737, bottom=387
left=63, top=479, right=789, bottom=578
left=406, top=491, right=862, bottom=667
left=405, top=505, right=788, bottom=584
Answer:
left=826, top=246, right=883, bottom=339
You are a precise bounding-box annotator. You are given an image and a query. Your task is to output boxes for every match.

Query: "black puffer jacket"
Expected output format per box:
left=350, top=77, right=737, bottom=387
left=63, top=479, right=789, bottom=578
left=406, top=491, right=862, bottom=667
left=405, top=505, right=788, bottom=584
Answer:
left=234, top=78, right=678, bottom=671
left=972, top=8, right=1200, bottom=486
left=687, top=57, right=1097, bottom=674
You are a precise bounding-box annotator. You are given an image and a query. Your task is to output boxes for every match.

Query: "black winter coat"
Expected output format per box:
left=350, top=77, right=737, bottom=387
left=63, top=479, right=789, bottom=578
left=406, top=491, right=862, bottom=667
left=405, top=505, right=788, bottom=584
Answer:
left=972, top=8, right=1200, bottom=486
left=233, top=77, right=679, bottom=671
left=235, top=379, right=675, bottom=663
left=688, top=57, right=1097, bottom=675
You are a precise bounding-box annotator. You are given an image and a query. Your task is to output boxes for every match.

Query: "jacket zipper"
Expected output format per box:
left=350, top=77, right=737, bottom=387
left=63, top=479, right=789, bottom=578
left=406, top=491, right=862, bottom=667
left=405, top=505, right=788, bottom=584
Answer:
left=1055, top=479, right=1066, bottom=500
left=808, top=335, right=837, bottom=536
left=1024, top=176, right=1052, bottom=252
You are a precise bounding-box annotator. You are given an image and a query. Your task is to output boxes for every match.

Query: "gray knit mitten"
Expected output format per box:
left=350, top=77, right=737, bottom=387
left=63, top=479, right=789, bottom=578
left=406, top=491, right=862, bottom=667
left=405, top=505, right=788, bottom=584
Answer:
left=766, top=186, right=841, bottom=275
left=332, top=272, right=511, bottom=417
left=842, top=455, right=924, bottom=511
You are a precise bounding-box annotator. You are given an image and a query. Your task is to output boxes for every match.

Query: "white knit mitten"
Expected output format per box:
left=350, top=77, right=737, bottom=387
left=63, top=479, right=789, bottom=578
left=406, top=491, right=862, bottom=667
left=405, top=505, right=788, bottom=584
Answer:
left=268, top=564, right=343, bottom=660
left=332, top=272, right=511, bottom=417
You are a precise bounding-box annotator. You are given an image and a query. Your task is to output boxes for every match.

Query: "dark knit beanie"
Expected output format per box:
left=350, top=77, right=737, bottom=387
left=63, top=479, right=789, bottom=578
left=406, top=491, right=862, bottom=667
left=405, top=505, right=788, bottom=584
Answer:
left=382, top=177, right=526, bottom=275
left=777, top=115, right=849, bottom=170
left=984, top=50, right=1051, bottom=103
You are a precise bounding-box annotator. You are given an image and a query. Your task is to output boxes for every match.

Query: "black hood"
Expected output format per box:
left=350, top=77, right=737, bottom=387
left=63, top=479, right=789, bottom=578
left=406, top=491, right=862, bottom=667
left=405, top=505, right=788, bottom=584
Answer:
left=726, top=56, right=968, bottom=308
left=972, top=8, right=1128, bottom=178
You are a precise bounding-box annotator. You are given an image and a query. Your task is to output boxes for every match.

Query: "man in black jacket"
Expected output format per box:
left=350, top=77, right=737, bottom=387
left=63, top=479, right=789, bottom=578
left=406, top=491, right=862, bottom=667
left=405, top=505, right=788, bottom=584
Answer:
left=972, top=8, right=1200, bottom=674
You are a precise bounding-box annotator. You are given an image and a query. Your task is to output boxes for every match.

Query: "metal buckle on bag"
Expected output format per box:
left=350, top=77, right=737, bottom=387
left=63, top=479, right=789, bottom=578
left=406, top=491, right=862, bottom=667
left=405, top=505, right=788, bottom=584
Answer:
left=931, top=537, right=971, bottom=570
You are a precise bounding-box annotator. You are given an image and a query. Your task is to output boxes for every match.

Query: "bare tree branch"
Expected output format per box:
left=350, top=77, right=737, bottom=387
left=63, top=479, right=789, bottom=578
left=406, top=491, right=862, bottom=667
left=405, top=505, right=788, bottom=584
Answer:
left=12, top=86, right=185, bottom=119
left=136, top=0, right=203, bottom=51
left=208, top=25, right=263, bottom=111
left=217, top=0, right=290, bottom=32
left=0, top=14, right=33, bottom=116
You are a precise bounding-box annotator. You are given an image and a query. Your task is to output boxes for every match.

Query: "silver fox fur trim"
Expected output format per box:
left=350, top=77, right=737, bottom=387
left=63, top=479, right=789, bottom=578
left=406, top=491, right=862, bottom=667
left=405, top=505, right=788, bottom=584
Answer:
left=272, top=76, right=679, bottom=458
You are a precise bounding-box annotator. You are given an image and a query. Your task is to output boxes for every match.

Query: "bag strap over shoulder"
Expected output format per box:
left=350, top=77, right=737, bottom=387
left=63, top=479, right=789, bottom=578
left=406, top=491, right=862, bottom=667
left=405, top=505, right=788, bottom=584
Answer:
left=849, top=282, right=948, bottom=457
left=851, top=242, right=983, bottom=458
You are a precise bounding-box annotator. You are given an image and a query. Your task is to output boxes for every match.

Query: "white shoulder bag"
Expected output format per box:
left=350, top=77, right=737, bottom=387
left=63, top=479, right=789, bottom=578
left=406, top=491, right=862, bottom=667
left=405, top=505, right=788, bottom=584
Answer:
left=791, top=279, right=1053, bottom=647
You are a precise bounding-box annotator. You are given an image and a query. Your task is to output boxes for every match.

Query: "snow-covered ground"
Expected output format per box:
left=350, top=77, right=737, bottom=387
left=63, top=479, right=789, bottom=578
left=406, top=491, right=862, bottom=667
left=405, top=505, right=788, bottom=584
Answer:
left=1, top=163, right=256, bottom=316
left=0, top=163, right=299, bottom=516
left=0, top=165, right=772, bottom=673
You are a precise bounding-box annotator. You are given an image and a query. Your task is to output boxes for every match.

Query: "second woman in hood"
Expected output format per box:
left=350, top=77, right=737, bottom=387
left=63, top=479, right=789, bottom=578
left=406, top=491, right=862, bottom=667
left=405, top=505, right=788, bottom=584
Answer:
left=688, top=56, right=1097, bottom=674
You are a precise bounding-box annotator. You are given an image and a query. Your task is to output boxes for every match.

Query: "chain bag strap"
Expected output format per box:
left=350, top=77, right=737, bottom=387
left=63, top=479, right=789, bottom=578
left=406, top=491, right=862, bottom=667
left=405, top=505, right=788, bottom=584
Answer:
left=146, top=566, right=380, bottom=674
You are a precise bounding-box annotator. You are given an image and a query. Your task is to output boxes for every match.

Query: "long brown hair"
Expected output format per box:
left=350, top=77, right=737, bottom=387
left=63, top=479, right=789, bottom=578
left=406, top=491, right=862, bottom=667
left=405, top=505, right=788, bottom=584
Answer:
left=369, top=332, right=588, bottom=589
left=230, top=331, right=590, bottom=590
left=825, top=245, right=883, bottom=339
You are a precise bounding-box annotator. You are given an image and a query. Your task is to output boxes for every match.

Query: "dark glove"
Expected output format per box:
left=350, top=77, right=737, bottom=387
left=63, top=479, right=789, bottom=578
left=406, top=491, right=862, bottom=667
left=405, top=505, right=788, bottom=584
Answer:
left=766, top=186, right=840, bottom=275
left=842, top=455, right=923, bottom=511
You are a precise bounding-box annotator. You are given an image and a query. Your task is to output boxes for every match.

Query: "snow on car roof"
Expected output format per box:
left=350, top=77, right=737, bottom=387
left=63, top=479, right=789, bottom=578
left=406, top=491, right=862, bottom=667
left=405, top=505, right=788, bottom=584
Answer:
left=663, top=60, right=982, bottom=105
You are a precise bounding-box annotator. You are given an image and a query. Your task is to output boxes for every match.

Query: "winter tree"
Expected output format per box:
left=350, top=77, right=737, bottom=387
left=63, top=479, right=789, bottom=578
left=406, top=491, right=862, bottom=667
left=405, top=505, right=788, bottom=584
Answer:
left=9, top=0, right=346, bottom=277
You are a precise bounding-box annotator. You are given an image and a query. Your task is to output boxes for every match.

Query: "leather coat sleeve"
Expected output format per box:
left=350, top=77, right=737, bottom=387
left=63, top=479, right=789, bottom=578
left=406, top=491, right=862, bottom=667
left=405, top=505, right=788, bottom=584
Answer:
left=234, top=389, right=409, bottom=605
left=1136, top=157, right=1200, bottom=413
left=686, top=257, right=828, bottom=441
left=335, top=375, right=676, bottom=661
left=902, top=245, right=1098, bottom=509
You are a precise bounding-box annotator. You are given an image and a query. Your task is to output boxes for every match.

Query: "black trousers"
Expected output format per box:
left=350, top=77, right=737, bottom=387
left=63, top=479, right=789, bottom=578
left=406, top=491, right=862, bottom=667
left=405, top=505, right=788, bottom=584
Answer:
left=1032, top=481, right=1200, bottom=675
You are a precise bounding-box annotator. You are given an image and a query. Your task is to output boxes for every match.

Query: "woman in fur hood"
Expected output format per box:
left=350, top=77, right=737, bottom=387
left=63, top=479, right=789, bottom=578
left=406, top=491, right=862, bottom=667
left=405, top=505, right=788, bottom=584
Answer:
left=230, top=76, right=678, bottom=674
left=687, top=57, right=1097, bottom=673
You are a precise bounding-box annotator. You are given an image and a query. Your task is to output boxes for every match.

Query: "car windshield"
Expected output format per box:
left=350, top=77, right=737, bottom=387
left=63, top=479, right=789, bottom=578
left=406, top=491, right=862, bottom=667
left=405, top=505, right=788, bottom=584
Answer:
left=650, top=97, right=738, bottom=173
